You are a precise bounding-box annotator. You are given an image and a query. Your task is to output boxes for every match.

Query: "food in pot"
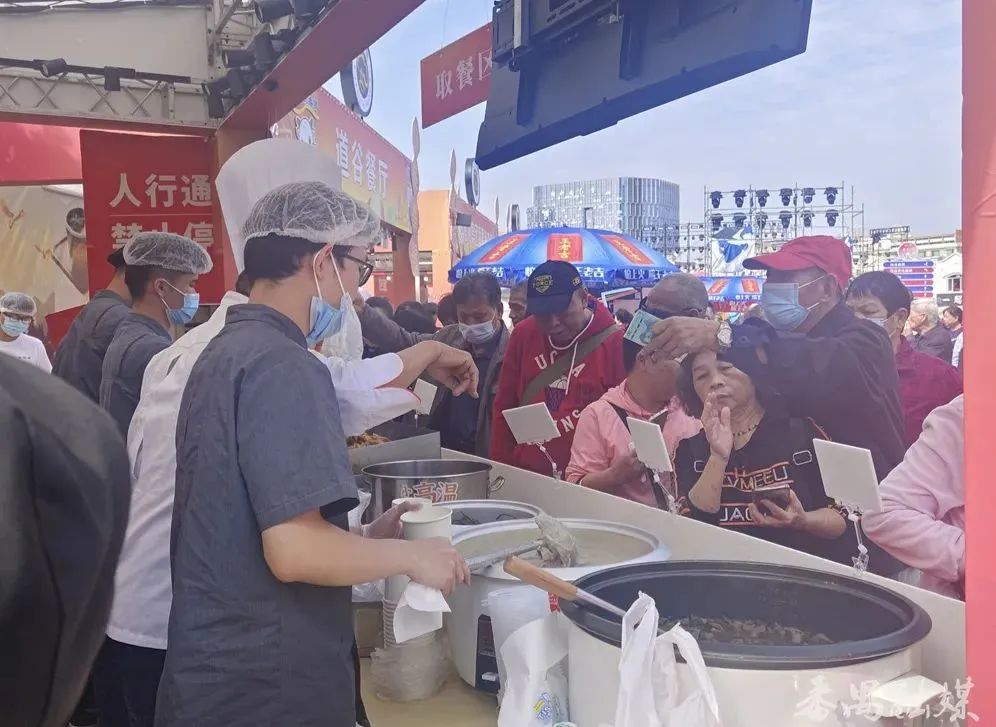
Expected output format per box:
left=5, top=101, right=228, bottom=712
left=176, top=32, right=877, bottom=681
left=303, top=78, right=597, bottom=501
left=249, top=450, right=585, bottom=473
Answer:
left=661, top=616, right=834, bottom=646
left=347, top=433, right=390, bottom=448
left=456, top=526, right=651, bottom=569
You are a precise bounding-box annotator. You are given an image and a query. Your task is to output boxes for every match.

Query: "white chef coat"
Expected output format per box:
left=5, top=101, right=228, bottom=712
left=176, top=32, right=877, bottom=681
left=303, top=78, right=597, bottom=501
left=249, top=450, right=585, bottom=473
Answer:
left=0, top=333, right=52, bottom=372
left=107, top=293, right=416, bottom=649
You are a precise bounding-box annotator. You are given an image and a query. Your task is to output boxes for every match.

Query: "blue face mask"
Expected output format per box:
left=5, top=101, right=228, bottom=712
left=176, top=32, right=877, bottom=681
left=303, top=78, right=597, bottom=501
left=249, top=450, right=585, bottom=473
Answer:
left=760, top=276, right=825, bottom=331
left=306, top=251, right=347, bottom=347
left=1, top=317, right=29, bottom=338
left=160, top=281, right=200, bottom=326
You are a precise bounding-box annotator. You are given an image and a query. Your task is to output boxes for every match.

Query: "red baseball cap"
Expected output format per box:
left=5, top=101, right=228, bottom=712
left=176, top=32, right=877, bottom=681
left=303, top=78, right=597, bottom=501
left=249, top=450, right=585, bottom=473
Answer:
left=743, top=235, right=852, bottom=290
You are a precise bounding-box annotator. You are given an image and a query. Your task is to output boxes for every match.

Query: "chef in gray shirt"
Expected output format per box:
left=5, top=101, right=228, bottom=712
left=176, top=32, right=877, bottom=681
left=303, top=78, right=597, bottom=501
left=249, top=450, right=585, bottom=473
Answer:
left=99, top=232, right=212, bottom=435
left=52, top=248, right=132, bottom=401
left=155, top=182, right=472, bottom=727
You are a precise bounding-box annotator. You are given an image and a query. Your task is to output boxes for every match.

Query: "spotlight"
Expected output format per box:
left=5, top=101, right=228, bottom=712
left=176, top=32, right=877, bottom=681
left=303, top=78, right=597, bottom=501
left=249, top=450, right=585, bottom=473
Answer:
left=802, top=187, right=815, bottom=204
left=826, top=210, right=839, bottom=227
left=755, top=189, right=769, bottom=207
left=202, top=77, right=230, bottom=119
left=779, top=211, right=792, bottom=230
left=226, top=68, right=250, bottom=100
left=872, top=232, right=882, bottom=244
left=733, top=213, right=746, bottom=228
left=755, top=212, right=768, bottom=229
left=710, top=213, right=724, bottom=230
left=779, top=187, right=793, bottom=206
left=825, top=187, right=838, bottom=204
left=254, top=0, right=292, bottom=21
left=802, top=211, right=814, bottom=228
left=224, top=49, right=256, bottom=68
left=102, top=66, right=134, bottom=92
left=289, top=0, right=325, bottom=18
left=733, top=190, right=746, bottom=208
left=252, top=34, right=278, bottom=68
left=710, top=191, right=722, bottom=209
left=37, top=58, right=68, bottom=77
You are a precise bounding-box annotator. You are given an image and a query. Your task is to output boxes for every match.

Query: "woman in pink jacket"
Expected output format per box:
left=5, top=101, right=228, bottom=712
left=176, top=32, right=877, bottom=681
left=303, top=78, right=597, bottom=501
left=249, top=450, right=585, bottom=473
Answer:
left=862, top=395, right=965, bottom=598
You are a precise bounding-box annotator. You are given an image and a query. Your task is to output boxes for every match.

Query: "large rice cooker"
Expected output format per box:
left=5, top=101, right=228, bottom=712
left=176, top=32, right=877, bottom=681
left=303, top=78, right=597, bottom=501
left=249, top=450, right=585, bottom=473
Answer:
left=561, top=562, right=936, bottom=727
left=440, top=499, right=543, bottom=533
left=447, top=519, right=671, bottom=693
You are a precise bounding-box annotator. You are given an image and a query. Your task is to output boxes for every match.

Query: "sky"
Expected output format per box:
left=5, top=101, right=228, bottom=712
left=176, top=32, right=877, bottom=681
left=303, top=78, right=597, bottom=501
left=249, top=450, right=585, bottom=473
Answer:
left=323, top=0, right=962, bottom=236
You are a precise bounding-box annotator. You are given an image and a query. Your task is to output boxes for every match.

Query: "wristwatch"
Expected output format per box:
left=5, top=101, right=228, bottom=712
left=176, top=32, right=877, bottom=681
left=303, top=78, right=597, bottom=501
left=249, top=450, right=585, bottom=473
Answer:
left=716, top=320, right=733, bottom=351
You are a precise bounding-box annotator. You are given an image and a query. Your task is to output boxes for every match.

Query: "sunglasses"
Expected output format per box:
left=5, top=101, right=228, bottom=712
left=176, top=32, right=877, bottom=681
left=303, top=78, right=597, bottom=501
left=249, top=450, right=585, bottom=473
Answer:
left=341, top=253, right=374, bottom=287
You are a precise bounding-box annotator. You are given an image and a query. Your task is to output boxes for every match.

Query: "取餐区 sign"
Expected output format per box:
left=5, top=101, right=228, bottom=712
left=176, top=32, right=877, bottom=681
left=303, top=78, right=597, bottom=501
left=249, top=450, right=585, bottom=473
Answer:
left=420, top=23, right=493, bottom=128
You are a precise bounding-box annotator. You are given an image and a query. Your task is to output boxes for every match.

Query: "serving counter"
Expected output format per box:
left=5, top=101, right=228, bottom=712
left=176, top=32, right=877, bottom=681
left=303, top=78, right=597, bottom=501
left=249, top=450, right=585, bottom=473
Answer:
left=359, top=451, right=966, bottom=725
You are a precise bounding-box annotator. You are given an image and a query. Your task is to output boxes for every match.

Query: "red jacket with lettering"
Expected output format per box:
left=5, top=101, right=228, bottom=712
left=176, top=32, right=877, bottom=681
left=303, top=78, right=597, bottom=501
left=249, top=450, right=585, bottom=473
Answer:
left=489, top=300, right=626, bottom=476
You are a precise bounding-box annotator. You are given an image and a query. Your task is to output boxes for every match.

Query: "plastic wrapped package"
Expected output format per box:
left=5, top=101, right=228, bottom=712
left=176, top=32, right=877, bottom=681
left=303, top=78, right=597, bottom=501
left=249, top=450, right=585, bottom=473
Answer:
left=369, top=630, right=452, bottom=702
left=497, top=613, right=570, bottom=727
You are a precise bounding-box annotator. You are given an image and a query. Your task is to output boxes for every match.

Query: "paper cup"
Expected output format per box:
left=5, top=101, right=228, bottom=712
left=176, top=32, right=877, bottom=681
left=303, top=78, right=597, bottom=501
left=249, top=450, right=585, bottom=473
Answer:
left=393, top=496, right=432, bottom=510
left=400, top=506, right=453, bottom=541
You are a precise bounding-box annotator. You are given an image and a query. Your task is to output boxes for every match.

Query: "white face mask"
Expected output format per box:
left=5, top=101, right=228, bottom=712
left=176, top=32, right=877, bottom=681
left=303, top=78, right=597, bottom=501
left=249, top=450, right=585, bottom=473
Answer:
left=459, top=316, right=498, bottom=344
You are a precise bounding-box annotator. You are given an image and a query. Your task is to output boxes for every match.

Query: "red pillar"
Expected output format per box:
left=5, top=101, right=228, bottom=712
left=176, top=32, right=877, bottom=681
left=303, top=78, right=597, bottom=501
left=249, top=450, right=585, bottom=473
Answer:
left=389, top=232, right=417, bottom=305
left=963, top=0, right=993, bottom=716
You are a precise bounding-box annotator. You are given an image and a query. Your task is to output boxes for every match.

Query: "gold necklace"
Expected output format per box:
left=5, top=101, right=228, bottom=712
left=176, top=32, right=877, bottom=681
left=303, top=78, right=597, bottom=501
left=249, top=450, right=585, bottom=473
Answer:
left=733, top=421, right=760, bottom=438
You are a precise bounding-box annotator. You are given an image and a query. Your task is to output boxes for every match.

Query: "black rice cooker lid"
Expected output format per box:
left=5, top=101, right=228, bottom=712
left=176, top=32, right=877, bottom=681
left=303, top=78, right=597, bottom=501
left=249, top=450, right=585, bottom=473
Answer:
left=559, top=561, right=933, bottom=671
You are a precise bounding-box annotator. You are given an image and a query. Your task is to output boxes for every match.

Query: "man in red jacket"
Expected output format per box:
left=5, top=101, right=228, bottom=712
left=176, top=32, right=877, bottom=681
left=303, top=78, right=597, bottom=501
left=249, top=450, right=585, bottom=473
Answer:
left=490, top=261, right=625, bottom=475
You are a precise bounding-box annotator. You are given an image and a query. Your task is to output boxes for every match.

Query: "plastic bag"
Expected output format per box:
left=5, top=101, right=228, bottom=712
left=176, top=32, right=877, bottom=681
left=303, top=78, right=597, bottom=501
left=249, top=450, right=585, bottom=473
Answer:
left=349, top=490, right=383, bottom=602
left=614, top=593, right=722, bottom=727
left=498, top=612, right=570, bottom=727
left=489, top=586, right=557, bottom=702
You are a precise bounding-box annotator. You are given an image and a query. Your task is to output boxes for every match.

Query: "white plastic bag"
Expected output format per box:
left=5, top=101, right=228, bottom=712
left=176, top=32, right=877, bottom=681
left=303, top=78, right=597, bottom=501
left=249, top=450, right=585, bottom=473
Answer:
left=614, top=593, right=722, bottom=727
left=497, top=612, right=570, bottom=727
left=489, top=587, right=557, bottom=702
left=349, top=490, right=383, bottom=602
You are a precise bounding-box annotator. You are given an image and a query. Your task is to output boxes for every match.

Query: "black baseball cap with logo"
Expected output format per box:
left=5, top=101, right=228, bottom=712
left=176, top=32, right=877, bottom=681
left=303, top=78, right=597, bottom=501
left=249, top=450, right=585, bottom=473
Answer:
left=526, top=260, right=584, bottom=315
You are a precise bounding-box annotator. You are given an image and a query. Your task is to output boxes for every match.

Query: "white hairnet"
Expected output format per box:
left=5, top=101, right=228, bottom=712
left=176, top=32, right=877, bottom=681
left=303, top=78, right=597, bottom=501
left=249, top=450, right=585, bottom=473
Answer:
left=122, top=232, right=214, bottom=274
left=241, top=181, right=381, bottom=250
left=0, top=292, right=36, bottom=317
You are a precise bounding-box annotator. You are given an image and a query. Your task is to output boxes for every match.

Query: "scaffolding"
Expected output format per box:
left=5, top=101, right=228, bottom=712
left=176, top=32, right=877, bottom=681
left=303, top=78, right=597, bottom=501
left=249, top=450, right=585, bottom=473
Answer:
left=701, top=183, right=864, bottom=258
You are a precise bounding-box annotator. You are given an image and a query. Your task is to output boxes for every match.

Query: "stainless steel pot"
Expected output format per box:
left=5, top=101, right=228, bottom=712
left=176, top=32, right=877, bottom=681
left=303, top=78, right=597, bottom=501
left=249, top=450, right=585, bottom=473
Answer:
left=361, top=459, right=505, bottom=518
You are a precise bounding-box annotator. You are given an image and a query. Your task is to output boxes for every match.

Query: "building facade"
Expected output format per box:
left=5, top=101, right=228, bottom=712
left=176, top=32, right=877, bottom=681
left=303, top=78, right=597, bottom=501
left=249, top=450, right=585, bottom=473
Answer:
left=527, top=177, right=679, bottom=251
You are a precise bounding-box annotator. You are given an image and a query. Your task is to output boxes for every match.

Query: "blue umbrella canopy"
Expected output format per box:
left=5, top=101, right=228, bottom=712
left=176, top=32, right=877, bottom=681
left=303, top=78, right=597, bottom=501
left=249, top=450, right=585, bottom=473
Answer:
left=449, top=226, right=679, bottom=288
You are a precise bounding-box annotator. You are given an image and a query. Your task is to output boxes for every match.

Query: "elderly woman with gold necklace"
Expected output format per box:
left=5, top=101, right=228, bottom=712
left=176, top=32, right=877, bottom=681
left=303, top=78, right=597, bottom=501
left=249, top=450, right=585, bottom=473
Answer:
left=672, top=320, right=859, bottom=566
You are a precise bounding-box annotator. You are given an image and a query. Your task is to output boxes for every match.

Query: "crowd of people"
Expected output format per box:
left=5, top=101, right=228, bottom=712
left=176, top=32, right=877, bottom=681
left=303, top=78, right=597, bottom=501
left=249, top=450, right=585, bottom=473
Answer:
left=0, top=178, right=968, bottom=727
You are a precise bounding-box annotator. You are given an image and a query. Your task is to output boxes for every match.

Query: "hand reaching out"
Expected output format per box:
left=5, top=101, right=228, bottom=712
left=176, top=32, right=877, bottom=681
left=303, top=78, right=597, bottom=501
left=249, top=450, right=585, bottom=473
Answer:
left=702, top=393, right=733, bottom=460
left=425, top=343, right=479, bottom=398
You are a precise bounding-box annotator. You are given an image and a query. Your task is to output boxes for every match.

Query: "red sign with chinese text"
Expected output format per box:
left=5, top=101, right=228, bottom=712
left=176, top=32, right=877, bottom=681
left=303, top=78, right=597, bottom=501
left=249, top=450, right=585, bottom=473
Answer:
left=480, top=233, right=526, bottom=264
left=80, top=131, right=225, bottom=303
left=547, top=233, right=583, bottom=263
left=420, top=23, right=493, bottom=128
left=603, top=234, right=653, bottom=265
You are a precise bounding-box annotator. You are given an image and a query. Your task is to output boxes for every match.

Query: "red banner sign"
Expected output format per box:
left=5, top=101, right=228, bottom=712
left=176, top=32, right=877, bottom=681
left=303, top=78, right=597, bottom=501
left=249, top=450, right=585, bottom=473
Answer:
left=420, top=23, right=493, bottom=128
left=603, top=234, right=653, bottom=265
left=480, top=233, right=526, bottom=264
left=80, top=131, right=225, bottom=303
left=547, top=233, right=583, bottom=263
